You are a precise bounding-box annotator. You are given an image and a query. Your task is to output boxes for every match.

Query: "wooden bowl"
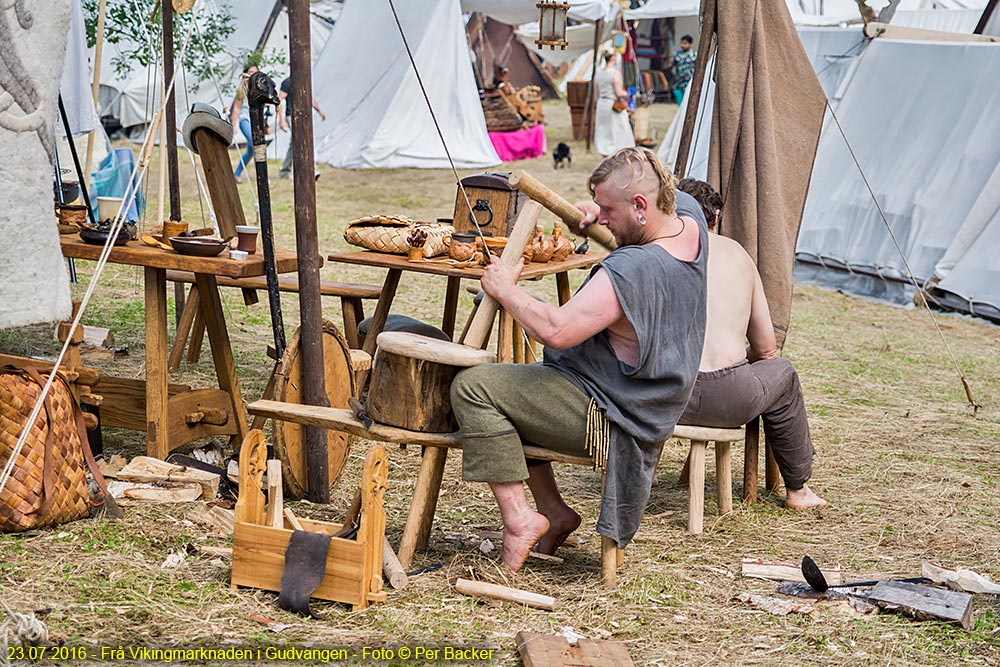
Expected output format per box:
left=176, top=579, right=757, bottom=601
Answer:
left=169, top=236, right=230, bottom=257
left=80, top=227, right=130, bottom=246
left=483, top=236, right=508, bottom=254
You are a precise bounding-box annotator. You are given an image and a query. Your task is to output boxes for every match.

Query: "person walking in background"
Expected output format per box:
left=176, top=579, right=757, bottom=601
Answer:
left=593, top=50, right=635, bottom=157
left=230, top=63, right=257, bottom=183
left=669, top=35, right=696, bottom=105
left=277, top=73, right=326, bottom=180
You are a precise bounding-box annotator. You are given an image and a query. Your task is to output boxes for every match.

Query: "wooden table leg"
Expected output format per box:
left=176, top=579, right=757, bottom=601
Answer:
left=397, top=445, right=448, bottom=570
left=145, top=267, right=170, bottom=459
left=357, top=268, right=402, bottom=389
left=168, top=284, right=200, bottom=373
left=341, top=297, right=361, bottom=349
left=497, top=309, right=514, bottom=364
left=187, top=308, right=205, bottom=364
left=743, top=416, right=760, bottom=502
left=194, top=273, right=249, bottom=447
left=556, top=271, right=572, bottom=306
left=441, top=276, right=461, bottom=340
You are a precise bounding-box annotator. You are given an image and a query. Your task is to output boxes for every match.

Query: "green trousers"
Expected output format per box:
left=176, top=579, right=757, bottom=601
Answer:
left=450, top=363, right=591, bottom=483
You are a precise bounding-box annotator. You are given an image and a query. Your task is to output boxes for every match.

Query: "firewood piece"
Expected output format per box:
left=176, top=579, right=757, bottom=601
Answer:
left=117, top=456, right=220, bottom=499
left=742, top=558, right=844, bottom=585
left=187, top=502, right=235, bottom=536
left=455, top=577, right=556, bottom=611
left=123, top=483, right=202, bottom=502
left=921, top=561, right=1000, bottom=595
left=516, top=631, right=634, bottom=667
left=382, top=538, right=409, bottom=590
left=265, top=460, right=283, bottom=529
left=868, top=580, right=973, bottom=630
left=528, top=551, right=564, bottom=564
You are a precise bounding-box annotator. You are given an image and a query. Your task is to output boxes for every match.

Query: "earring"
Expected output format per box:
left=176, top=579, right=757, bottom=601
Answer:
left=638, top=214, right=647, bottom=226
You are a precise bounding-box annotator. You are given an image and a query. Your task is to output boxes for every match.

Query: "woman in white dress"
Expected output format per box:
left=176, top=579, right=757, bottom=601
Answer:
left=593, top=50, right=635, bottom=157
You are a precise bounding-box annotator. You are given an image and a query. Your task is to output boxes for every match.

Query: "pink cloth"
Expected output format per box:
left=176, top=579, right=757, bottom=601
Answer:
left=488, top=124, right=546, bottom=162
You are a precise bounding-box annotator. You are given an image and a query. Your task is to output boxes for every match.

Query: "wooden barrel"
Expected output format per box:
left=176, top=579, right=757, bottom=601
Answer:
left=368, top=332, right=495, bottom=433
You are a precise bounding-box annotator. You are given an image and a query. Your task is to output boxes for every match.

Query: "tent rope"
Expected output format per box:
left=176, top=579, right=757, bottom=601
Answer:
left=0, top=601, right=48, bottom=667
left=824, top=97, right=979, bottom=412
left=0, top=12, right=200, bottom=499
left=386, top=0, right=493, bottom=257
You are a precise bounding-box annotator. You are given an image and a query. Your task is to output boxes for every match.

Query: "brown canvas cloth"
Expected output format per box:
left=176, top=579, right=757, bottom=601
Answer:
left=706, top=0, right=826, bottom=348
left=0, top=367, right=106, bottom=532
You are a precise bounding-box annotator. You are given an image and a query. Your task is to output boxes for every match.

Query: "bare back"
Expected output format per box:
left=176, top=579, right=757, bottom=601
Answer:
left=701, top=234, right=774, bottom=371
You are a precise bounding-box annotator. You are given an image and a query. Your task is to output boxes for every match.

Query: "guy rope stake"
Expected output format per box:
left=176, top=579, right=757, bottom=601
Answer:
left=247, top=71, right=286, bottom=359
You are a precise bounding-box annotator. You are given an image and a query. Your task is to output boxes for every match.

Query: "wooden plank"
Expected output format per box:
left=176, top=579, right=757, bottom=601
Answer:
left=94, top=375, right=191, bottom=431
left=61, top=236, right=299, bottom=278
left=246, top=401, right=594, bottom=466
left=191, top=127, right=244, bottom=238
left=167, top=388, right=241, bottom=446
left=327, top=249, right=599, bottom=281
left=741, top=558, right=844, bottom=586
left=265, top=459, right=283, bottom=529
left=868, top=580, right=973, bottom=630
left=516, top=632, right=634, bottom=667
left=865, top=21, right=999, bottom=42
left=123, top=483, right=202, bottom=502
left=455, top=578, right=556, bottom=611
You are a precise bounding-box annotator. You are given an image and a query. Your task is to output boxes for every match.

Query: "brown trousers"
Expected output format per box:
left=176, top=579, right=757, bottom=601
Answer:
left=679, top=359, right=814, bottom=490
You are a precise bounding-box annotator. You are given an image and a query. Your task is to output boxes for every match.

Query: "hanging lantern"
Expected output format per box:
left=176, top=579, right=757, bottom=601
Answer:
left=535, top=2, right=570, bottom=51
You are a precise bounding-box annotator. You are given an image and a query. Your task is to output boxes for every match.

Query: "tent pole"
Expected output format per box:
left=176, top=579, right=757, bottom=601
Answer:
left=163, top=2, right=185, bottom=327
left=84, top=0, right=107, bottom=185
left=584, top=19, right=603, bottom=154
left=255, top=0, right=286, bottom=55
left=975, top=0, right=999, bottom=34
left=674, top=0, right=716, bottom=179
left=288, top=0, right=330, bottom=503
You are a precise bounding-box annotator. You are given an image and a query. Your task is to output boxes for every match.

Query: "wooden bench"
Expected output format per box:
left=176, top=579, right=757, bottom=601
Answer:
left=247, top=399, right=745, bottom=588
left=165, top=270, right=381, bottom=370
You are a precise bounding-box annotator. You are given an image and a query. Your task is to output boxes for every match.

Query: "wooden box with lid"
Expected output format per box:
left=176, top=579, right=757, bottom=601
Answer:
left=452, top=173, right=530, bottom=237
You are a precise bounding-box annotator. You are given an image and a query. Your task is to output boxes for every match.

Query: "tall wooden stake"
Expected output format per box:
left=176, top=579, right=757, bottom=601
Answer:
left=163, top=2, right=185, bottom=325
left=84, top=0, right=107, bottom=183
left=288, top=0, right=330, bottom=503
left=674, top=0, right=716, bottom=179
left=584, top=19, right=603, bottom=154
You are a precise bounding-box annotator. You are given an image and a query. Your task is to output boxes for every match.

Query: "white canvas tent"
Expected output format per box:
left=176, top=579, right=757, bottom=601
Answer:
left=311, top=0, right=500, bottom=169
left=661, top=25, right=1000, bottom=322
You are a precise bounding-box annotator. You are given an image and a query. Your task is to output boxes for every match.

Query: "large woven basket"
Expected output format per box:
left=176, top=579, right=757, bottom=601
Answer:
left=0, top=368, right=94, bottom=532
left=344, top=215, right=453, bottom=258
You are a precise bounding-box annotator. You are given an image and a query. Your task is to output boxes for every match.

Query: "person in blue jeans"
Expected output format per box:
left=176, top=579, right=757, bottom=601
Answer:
left=230, top=63, right=258, bottom=181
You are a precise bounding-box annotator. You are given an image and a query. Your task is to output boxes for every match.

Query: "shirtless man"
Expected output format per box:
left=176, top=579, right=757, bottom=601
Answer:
left=676, top=178, right=826, bottom=509
left=451, top=148, right=709, bottom=571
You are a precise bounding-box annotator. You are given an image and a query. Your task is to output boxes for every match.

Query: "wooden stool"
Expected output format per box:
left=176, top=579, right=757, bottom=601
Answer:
left=672, top=424, right=746, bottom=534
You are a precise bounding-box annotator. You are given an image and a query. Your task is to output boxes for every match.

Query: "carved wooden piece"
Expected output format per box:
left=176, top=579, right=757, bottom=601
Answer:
left=231, top=430, right=389, bottom=610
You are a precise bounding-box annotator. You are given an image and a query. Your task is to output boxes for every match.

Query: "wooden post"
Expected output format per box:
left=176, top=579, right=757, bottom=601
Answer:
left=674, top=0, right=717, bottom=179
left=84, top=0, right=107, bottom=182
left=163, top=3, right=187, bottom=327
left=584, top=19, right=603, bottom=154
left=288, top=0, right=330, bottom=503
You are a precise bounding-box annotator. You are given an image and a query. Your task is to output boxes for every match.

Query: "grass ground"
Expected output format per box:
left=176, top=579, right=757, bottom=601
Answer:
left=1, top=101, right=998, bottom=666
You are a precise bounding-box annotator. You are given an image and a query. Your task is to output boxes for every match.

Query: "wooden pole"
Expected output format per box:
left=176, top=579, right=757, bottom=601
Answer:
left=673, top=0, right=716, bottom=179
left=255, top=0, right=286, bottom=54
left=84, top=0, right=107, bottom=183
left=975, top=0, right=999, bottom=34
left=584, top=19, right=603, bottom=154
left=455, top=578, right=556, bottom=611
left=162, top=3, right=181, bottom=223
left=288, top=0, right=329, bottom=503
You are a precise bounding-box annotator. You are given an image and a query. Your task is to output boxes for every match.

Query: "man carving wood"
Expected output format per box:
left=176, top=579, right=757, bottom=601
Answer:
left=451, top=148, right=709, bottom=571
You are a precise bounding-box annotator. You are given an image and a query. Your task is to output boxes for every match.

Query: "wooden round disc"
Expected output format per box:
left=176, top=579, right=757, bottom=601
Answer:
left=272, top=320, right=357, bottom=500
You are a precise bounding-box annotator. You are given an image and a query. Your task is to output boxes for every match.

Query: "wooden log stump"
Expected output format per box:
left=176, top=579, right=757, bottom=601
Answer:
left=367, top=332, right=494, bottom=433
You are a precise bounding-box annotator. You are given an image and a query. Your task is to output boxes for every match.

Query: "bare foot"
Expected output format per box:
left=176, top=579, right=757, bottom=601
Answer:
left=785, top=485, right=828, bottom=510
left=534, top=507, right=581, bottom=556
left=502, top=511, right=550, bottom=572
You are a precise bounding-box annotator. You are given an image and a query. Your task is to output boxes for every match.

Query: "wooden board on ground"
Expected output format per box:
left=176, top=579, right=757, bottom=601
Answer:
left=867, top=580, right=974, bottom=630
left=115, top=456, right=220, bottom=499
left=515, top=631, right=633, bottom=667
left=742, top=558, right=844, bottom=585
left=272, top=320, right=357, bottom=499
